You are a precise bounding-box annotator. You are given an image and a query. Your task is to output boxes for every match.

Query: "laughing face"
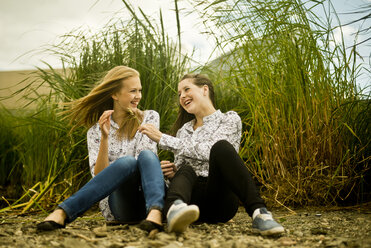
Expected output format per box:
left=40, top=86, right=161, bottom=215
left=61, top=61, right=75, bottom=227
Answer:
left=178, top=78, right=207, bottom=115
left=112, top=76, right=142, bottom=111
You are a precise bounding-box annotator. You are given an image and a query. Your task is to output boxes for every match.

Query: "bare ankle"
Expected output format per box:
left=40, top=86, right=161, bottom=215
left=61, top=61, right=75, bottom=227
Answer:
left=146, top=209, right=162, bottom=225
left=44, top=208, right=67, bottom=225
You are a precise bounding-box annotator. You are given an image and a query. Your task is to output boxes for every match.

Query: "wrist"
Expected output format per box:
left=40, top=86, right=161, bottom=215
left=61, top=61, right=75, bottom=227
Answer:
left=156, top=133, right=163, bottom=143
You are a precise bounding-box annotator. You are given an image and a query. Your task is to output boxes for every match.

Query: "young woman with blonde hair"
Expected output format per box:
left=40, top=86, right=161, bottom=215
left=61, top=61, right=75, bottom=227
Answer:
left=37, top=66, right=165, bottom=232
left=139, top=74, right=284, bottom=235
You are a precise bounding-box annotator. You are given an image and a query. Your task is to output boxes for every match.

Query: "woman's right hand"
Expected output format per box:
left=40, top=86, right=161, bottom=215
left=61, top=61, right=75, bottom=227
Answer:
left=161, top=160, right=176, bottom=179
left=99, top=110, right=114, bottom=138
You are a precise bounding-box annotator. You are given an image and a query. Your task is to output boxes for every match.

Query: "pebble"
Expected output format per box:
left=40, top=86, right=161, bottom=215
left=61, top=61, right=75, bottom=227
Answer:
left=163, top=241, right=183, bottom=248
left=50, top=241, right=60, bottom=246
left=0, top=208, right=368, bottom=248
left=93, top=224, right=108, bottom=237
left=207, top=239, right=220, bottom=248
left=311, top=227, right=328, bottom=235
left=148, top=240, right=168, bottom=247
left=156, top=232, right=177, bottom=242
left=278, top=237, right=297, bottom=246
left=293, top=230, right=304, bottom=237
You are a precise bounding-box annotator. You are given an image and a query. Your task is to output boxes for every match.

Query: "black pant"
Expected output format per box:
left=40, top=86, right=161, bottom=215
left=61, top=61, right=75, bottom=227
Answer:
left=164, top=140, right=266, bottom=223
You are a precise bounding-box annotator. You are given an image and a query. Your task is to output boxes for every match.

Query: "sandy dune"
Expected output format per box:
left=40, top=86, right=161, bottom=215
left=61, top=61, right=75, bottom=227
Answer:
left=0, top=69, right=65, bottom=109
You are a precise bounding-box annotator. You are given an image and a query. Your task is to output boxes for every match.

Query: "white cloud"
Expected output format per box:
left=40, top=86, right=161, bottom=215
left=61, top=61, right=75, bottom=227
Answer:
left=0, top=0, right=126, bottom=70
left=0, top=0, right=369, bottom=72
left=0, top=0, right=214, bottom=70
left=333, top=25, right=358, bottom=45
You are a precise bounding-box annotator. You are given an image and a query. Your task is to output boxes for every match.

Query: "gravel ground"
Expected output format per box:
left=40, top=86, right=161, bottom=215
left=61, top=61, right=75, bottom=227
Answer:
left=0, top=206, right=370, bottom=248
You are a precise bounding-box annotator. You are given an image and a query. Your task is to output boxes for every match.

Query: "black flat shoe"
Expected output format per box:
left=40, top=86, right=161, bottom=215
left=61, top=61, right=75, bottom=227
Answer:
left=138, top=220, right=163, bottom=232
left=36, top=220, right=65, bottom=231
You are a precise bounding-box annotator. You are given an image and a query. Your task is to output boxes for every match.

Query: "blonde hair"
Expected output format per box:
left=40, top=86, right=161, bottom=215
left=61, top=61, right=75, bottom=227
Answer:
left=65, top=65, right=143, bottom=140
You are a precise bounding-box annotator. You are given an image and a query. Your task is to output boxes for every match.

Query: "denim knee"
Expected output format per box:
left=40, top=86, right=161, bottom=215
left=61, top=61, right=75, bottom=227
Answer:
left=138, top=150, right=156, bottom=159
left=111, top=156, right=138, bottom=174
left=137, top=150, right=159, bottom=165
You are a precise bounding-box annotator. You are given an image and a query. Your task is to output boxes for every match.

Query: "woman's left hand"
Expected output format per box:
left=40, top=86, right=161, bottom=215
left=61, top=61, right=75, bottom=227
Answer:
left=138, top=124, right=162, bottom=143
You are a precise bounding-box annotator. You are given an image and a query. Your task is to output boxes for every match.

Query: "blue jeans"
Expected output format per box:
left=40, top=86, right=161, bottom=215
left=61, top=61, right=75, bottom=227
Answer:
left=59, top=150, right=164, bottom=223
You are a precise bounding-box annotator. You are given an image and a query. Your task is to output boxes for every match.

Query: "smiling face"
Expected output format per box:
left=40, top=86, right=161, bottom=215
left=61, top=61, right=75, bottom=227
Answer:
left=178, top=78, right=209, bottom=115
left=112, top=76, right=142, bottom=111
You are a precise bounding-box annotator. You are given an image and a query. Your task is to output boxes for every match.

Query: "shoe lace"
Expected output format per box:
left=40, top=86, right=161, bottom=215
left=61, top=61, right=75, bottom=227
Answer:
left=257, top=213, right=273, bottom=221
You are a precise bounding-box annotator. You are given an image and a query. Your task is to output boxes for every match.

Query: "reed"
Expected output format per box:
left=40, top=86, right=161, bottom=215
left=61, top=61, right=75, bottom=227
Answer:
left=191, top=0, right=370, bottom=206
left=0, top=10, right=189, bottom=211
left=0, top=109, right=22, bottom=199
left=1, top=0, right=369, bottom=212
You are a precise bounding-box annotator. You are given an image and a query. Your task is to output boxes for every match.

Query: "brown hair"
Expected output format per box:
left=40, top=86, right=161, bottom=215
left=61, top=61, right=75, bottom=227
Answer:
left=171, top=74, right=215, bottom=135
left=64, top=65, right=143, bottom=140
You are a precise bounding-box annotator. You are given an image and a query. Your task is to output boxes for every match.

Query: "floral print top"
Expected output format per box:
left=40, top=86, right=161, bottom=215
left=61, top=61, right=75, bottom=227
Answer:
left=159, top=110, right=241, bottom=177
left=87, top=110, right=159, bottom=221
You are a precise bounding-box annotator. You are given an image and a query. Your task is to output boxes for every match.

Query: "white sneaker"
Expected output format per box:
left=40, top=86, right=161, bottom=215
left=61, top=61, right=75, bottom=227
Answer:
left=167, top=199, right=199, bottom=233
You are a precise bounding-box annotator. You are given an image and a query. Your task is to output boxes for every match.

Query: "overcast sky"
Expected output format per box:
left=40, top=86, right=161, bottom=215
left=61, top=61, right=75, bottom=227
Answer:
left=1, top=0, right=370, bottom=91
left=0, top=0, right=208, bottom=71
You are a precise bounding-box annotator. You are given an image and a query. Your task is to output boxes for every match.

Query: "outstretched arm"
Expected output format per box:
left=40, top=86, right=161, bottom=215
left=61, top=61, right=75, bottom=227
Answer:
left=135, top=110, right=160, bottom=155
left=138, top=123, right=163, bottom=143
left=159, top=112, right=241, bottom=161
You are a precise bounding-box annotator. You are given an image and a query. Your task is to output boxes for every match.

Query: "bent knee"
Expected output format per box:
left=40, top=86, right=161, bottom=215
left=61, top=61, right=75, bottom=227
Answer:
left=178, top=164, right=193, bottom=172
left=116, top=155, right=136, bottom=164
left=211, top=140, right=234, bottom=154
left=138, top=150, right=156, bottom=159
left=140, top=150, right=154, bottom=156
left=112, top=156, right=137, bottom=172
left=176, top=164, right=196, bottom=177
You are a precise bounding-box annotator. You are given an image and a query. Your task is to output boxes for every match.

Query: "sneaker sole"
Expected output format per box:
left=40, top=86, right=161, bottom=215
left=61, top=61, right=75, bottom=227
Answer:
left=253, top=226, right=285, bottom=236
left=168, top=205, right=199, bottom=233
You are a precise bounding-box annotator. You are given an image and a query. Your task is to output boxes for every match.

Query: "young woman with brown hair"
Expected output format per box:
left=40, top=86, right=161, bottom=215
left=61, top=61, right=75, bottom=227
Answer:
left=139, top=74, right=284, bottom=236
left=37, top=66, right=164, bottom=232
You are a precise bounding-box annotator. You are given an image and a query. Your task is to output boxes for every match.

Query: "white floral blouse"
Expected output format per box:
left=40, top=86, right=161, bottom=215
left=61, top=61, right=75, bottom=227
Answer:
left=159, top=110, right=242, bottom=177
left=87, top=110, right=159, bottom=221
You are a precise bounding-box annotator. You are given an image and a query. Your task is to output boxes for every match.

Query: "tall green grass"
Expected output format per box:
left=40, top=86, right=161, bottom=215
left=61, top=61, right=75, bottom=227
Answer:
left=192, top=0, right=370, bottom=206
left=0, top=110, right=22, bottom=198
left=0, top=9, right=189, bottom=212
left=0, top=105, right=89, bottom=211
left=1, top=0, right=369, bottom=212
